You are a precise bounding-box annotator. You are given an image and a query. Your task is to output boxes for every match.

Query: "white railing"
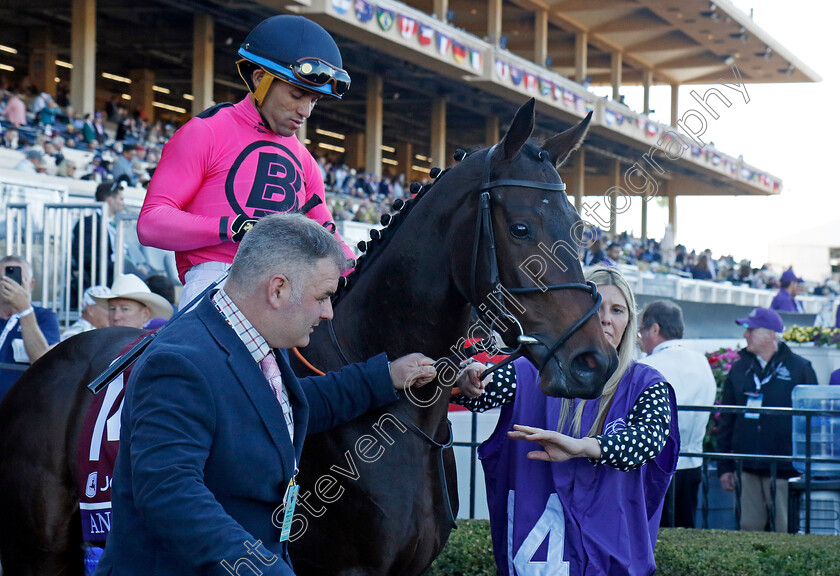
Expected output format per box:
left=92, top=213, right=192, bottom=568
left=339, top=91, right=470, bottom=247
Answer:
left=620, top=266, right=836, bottom=325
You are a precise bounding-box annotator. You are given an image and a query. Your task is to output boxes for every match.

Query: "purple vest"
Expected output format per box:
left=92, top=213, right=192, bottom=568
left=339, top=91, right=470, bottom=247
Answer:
left=479, top=358, right=679, bottom=576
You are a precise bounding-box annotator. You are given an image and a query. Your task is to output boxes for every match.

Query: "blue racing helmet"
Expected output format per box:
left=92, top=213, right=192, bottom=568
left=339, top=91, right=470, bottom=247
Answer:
left=237, top=15, right=351, bottom=102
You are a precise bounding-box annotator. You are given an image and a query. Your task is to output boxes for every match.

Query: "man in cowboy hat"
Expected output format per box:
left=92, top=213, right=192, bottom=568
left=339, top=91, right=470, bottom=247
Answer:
left=93, top=273, right=173, bottom=330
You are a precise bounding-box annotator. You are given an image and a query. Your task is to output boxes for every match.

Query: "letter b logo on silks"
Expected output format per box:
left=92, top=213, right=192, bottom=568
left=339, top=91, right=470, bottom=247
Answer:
left=226, top=141, right=306, bottom=219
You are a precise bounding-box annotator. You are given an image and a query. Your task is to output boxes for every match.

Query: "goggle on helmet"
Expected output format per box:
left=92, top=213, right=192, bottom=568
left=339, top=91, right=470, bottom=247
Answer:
left=236, top=15, right=351, bottom=104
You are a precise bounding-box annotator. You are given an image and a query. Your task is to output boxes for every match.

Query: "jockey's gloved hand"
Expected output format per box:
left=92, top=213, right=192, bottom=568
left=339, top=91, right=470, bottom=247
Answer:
left=230, top=215, right=258, bottom=242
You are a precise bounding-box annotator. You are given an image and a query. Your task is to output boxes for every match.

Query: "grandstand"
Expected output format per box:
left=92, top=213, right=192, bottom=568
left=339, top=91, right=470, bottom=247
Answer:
left=1, top=0, right=834, bottom=325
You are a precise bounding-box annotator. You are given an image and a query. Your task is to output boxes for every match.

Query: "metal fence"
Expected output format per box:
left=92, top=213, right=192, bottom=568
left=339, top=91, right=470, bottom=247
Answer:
left=453, top=403, right=840, bottom=534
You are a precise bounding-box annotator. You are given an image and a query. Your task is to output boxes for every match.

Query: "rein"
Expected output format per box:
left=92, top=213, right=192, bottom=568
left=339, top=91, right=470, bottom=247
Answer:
left=470, top=144, right=602, bottom=379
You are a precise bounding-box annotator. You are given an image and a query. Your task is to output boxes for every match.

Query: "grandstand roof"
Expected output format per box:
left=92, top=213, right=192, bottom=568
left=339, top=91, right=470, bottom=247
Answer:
left=0, top=0, right=819, bottom=197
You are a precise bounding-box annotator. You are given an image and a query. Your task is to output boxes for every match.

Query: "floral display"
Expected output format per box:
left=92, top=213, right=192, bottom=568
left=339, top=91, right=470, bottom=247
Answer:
left=782, top=325, right=840, bottom=348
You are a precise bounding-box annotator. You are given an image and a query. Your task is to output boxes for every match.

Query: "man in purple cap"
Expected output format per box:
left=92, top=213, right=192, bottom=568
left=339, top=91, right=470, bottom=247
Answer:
left=717, top=307, right=817, bottom=532
left=770, top=267, right=804, bottom=312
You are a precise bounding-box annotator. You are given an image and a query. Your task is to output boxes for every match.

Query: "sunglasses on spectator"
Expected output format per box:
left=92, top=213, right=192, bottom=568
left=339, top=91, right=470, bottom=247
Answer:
left=286, top=58, right=351, bottom=96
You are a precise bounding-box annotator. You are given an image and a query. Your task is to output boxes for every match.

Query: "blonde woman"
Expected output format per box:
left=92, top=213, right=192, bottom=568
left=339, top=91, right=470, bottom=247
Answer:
left=458, top=266, right=679, bottom=576
left=55, top=158, right=78, bottom=178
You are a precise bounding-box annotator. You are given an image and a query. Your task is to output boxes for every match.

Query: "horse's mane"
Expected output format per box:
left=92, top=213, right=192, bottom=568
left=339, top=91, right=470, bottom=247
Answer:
left=333, top=146, right=481, bottom=305
left=333, top=141, right=548, bottom=306
left=332, top=182, right=430, bottom=306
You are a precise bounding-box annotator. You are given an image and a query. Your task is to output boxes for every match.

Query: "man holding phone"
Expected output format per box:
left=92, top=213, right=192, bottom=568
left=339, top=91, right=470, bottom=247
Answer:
left=0, top=256, right=61, bottom=401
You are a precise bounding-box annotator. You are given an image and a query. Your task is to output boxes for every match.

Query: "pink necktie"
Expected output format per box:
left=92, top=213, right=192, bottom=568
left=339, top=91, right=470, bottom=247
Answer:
left=260, top=353, right=294, bottom=442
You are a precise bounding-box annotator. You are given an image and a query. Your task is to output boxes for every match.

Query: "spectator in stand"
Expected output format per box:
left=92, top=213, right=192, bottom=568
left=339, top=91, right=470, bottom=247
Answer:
left=690, top=254, right=713, bottom=280
left=0, top=256, right=61, bottom=401
left=55, top=158, right=78, bottom=179
left=30, top=91, right=50, bottom=116
left=14, top=149, right=46, bottom=174
left=92, top=273, right=173, bottom=330
left=639, top=240, right=662, bottom=264
left=71, top=181, right=149, bottom=295
left=770, top=268, right=805, bottom=313
left=585, top=238, right=607, bottom=266
left=703, top=249, right=717, bottom=280
left=105, top=95, right=121, bottom=122
left=333, top=163, right=348, bottom=190
left=639, top=300, right=716, bottom=528
left=604, top=242, right=623, bottom=266
left=1, top=89, right=27, bottom=127
left=2, top=126, right=20, bottom=149
left=717, top=307, right=817, bottom=532
left=60, top=285, right=111, bottom=341
left=111, top=143, right=138, bottom=187
left=38, top=95, right=62, bottom=127
left=91, top=112, right=107, bottom=144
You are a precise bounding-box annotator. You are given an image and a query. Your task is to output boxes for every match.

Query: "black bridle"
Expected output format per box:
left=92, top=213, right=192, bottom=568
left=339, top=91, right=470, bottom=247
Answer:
left=469, top=144, right=602, bottom=379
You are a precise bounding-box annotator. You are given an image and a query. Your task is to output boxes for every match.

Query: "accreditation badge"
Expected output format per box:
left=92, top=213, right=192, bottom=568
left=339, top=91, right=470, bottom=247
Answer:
left=279, top=477, right=299, bottom=542
left=744, top=392, right=763, bottom=419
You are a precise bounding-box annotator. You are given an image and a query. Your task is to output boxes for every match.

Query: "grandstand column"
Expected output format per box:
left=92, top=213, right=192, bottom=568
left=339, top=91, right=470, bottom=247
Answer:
left=667, top=183, right=677, bottom=239
left=670, top=83, right=679, bottom=127
left=431, top=97, right=447, bottom=171
left=643, top=69, right=653, bottom=115
left=365, top=74, right=383, bottom=178
left=573, top=149, right=585, bottom=212
left=433, top=0, right=448, bottom=22
left=484, top=115, right=498, bottom=146
left=70, top=0, right=96, bottom=118
left=575, top=33, right=588, bottom=84
left=396, top=142, right=412, bottom=186
left=130, top=69, right=155, bottom=122
left=345, top=133, right=365, bottom=172
left=534, top=10, right=548, bottom=67
left=611, top=52, right=622, bottom=101
left=609, top=158, right=619, bottom=234
left=487, top=0, right=503, bottom=47
left=192, top=13, right=214, bottom=116
left=641, top=194, right=648, bottom=239
left=29, top=29, right=57, bottom=98
left=297, top=120, right=307, bottom=146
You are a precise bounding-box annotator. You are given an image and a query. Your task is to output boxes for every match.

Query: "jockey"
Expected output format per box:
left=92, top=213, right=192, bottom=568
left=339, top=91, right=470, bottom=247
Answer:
left=137, top=15, right=356, bottom=308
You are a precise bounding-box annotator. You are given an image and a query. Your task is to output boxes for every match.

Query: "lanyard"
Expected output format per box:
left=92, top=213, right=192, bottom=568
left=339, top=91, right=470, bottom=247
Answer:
left=752, top=369, right=773, bottom=392
left=0, top=314, right=21, bottom=353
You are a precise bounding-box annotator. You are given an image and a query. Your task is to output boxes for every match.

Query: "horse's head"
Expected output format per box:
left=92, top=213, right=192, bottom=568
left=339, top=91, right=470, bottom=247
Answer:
left=449, top=99, right=617, bottom=398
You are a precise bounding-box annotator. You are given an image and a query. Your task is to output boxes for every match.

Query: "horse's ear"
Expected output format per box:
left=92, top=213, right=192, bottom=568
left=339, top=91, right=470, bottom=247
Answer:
left=500, top=98, right=536, bottom=161
left=543, top=111, right=592, bottom=168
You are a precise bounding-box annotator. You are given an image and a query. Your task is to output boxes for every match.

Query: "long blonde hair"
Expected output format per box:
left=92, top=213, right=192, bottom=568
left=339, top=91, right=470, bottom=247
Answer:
left=560, top=266, right=638, bottom=437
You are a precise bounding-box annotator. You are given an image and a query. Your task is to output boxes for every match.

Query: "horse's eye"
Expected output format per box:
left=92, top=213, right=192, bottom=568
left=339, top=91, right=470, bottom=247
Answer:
left=509, top=223, right=530, bottom=239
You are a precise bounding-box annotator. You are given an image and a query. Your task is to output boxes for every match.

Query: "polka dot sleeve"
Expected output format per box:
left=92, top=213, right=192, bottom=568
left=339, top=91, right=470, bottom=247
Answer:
left=449, top=362, right=517, bottom=413
left=594, top=382, right=672, bottom=471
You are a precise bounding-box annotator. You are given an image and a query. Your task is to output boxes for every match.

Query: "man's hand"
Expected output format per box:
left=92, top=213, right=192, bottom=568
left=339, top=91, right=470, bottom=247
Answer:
left=230, top=214, right=258, bottom=242
left=389, top=353, right=436, bottom=390
left=0, top=276, right=31, bottom=314
left=720, top=472, right=737, bottom=492
left=455, top=361, right=489, bottom=398
left=508, top=424, right=602, bottom=462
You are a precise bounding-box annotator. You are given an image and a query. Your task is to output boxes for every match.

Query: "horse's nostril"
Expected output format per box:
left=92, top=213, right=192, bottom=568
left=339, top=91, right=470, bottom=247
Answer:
left=580, top=352, right=598, bottom=370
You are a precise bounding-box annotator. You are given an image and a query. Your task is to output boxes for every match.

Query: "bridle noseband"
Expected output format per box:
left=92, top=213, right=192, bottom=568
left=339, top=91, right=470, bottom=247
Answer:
left=469, top=144, right=602, bottom=379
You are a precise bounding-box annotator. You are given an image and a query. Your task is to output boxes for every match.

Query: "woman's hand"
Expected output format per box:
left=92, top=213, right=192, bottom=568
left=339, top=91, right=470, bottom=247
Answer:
left=454, top=361, right=489, bottom=398
left=508, top=424, right=602, bottom=462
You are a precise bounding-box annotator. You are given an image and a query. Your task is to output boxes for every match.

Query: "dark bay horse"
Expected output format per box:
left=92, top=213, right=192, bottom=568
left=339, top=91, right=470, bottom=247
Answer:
left=0, top=98, right=617, bottom=576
